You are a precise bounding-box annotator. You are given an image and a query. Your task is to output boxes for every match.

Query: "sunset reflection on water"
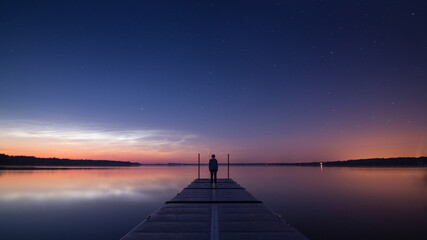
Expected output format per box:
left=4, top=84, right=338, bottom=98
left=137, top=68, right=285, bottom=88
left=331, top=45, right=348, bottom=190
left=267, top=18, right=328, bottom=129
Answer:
left=0, top=166, right=426, bottom=240
left=0, top=167, right=195, bottom=202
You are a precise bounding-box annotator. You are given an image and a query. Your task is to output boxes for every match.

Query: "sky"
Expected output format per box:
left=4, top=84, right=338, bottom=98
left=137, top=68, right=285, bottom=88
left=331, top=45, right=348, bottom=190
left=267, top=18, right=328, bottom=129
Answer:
left=0, top=0, right=426, bottom=163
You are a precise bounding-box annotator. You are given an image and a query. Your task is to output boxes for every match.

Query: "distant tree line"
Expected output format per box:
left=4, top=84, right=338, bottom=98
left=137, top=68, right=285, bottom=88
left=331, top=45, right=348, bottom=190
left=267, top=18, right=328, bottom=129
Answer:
left=318, top=157, right=427, bottom=167
left=0, top=153, right=140, bottom=166
left=140, top=157, right=427, bottom=167
left=215, top=157, right=427, bottom=167
left=262, top=157, right=427, bottom=167
left=1, top=153, right=425, bottom=167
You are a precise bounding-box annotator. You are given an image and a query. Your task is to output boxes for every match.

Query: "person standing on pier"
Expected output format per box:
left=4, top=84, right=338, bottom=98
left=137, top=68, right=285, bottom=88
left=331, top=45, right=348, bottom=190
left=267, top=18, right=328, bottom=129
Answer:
left=209, top=154, right=218, bottom=184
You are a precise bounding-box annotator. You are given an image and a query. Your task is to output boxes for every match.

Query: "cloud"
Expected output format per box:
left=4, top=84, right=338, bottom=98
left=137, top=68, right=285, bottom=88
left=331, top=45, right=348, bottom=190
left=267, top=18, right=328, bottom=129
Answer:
left=0, top=120, right=199, bottom=161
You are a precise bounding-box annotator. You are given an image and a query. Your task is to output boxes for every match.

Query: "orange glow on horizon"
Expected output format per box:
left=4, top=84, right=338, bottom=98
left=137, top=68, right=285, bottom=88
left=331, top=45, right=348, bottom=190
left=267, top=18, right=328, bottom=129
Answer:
left=0, top=120, right=425, bottom=163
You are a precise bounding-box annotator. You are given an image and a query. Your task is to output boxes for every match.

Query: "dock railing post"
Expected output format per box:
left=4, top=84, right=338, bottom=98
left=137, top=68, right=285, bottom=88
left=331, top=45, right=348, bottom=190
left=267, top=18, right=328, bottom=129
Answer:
left=198, top=153, right=200, bottom=179
left=227, top=153, right=229, bottom=179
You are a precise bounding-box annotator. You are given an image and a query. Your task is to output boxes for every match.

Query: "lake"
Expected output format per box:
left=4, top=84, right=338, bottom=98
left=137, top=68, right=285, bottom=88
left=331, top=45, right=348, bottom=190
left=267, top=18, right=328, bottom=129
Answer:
left=0, top=166, right=426, bottom=239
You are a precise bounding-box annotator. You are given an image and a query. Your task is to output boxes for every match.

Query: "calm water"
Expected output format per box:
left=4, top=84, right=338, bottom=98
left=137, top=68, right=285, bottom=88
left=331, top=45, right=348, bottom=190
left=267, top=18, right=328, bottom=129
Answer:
left=0, top=166, right=426, bottom=240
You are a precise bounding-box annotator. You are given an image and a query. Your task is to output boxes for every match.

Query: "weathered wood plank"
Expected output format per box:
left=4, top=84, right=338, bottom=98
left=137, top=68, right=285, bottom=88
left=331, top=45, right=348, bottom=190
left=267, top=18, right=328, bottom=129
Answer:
left=149, top=213, right=211, bottom=222
left=134, top=222, right=210, bottom=233
left=121, top=179, right=308, bottom=240
left=220, top=232, right=308, bottom=240
left=122, top=232, right=210, bottom=240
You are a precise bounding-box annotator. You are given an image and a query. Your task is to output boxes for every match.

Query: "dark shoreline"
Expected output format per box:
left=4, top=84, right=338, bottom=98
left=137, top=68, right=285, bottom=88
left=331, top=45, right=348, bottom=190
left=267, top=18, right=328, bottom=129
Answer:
left=1, top=154, right=426, bottom=168
left=0, top=166, right=121, bottom=170
left=143, top=157, right=427, bottom=167
left=0, top=153, right=140, bottom=167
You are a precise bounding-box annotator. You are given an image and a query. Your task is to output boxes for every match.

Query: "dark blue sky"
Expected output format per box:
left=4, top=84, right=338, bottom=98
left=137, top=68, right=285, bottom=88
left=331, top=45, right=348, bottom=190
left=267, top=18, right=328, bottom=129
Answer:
left=1, top=1, right=426, bottom=162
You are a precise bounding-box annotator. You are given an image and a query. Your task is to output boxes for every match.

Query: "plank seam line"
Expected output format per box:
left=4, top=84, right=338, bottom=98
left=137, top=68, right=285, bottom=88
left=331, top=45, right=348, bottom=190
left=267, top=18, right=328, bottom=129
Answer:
left=165, top=201, right=263, bottom=204
left=185, top=187, right=245, bottom=189
left=210, top=185, right=219, bottom=240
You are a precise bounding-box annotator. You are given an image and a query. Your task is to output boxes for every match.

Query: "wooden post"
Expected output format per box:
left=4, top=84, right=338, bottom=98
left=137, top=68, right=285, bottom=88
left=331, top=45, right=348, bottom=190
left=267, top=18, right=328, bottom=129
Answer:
left=227, top=153, right=230, bottom=179
left=198, top=153, right=200, bottom=179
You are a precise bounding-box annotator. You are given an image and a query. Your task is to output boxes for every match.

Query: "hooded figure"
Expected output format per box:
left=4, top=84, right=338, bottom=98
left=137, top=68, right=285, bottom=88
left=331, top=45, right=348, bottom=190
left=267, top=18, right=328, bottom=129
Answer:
left=209, top=154, right=218, bottom=183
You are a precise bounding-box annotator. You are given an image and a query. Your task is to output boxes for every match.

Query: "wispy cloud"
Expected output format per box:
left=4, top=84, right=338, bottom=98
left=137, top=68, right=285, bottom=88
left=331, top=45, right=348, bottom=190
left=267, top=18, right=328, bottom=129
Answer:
left=0, top=120, right=199, bottom=161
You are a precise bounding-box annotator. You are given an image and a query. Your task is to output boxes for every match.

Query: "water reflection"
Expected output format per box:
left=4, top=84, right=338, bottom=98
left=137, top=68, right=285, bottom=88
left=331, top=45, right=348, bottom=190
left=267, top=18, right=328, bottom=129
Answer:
left=230, top=166, right=427, bottom=240
left=0, top=166, right=426, bottom=240
left=0, top=167, right=195, bottom=202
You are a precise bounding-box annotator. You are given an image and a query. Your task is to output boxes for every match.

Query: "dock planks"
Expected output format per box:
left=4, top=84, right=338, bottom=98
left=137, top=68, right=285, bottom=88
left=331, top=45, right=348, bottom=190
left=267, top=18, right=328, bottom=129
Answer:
left=121, top=178, right=308, bottom=240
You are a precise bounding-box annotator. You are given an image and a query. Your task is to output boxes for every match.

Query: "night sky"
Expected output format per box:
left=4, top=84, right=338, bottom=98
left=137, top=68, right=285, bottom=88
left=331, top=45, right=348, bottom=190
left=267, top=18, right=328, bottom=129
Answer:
left=1, top=1, right=426, bottom=163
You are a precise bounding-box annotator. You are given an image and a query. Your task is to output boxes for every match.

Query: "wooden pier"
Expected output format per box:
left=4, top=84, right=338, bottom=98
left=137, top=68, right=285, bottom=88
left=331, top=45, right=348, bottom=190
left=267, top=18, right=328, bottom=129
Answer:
left=121, top=178, right=308, bottom=240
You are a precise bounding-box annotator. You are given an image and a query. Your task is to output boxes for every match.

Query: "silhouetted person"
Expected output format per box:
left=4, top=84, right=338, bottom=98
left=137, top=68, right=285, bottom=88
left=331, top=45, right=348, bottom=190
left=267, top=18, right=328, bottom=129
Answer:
left=209, top=154, right=218, bottom=184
